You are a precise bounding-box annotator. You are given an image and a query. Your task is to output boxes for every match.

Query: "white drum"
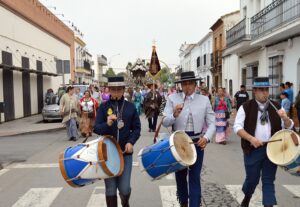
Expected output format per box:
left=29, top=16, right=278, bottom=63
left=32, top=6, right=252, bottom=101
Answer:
left=267, top=129, right=300, bottom=176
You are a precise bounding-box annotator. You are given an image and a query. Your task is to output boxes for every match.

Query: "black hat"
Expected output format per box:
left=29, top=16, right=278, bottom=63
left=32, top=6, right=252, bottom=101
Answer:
left=107, top=76, right=127, bottom=87
left=251, top=77, right=273, bottom=88
left=175, top=71, right=201, bottom=83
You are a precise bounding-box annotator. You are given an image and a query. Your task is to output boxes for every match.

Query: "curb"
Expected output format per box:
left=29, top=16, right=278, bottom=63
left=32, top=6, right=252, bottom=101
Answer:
left=0, top=126, right=65, bottom=138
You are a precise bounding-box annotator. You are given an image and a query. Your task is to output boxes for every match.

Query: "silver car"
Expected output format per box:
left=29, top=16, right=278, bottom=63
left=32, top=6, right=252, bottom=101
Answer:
left=42, top=95, right=62, bottom=122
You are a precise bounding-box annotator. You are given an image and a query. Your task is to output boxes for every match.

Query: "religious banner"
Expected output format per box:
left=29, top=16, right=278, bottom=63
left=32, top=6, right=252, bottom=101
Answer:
left=148, top=45, right=161, bottom=78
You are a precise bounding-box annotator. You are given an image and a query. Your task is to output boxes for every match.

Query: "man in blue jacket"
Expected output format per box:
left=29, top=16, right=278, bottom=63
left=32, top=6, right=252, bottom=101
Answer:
left=94, top=76, right=141, bottom=207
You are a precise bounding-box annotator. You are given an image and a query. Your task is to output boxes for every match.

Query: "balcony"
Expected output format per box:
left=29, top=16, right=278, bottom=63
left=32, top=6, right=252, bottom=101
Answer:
left=251, top=0, right=300, bottom=45
left=224, top=18, right=254, bottom=56
left=97, top=55, right=108, bottom=66
left=227, top=18, right=251, bottom=47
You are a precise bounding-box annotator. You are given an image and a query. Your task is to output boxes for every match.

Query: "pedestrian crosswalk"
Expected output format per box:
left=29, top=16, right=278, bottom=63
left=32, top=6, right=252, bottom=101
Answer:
left=226, top=185, right=265, bottom=207
left=0, top=168, right=9, bottom=177
left=1, top=166, right=300, bottom=206
left=86, top=187, right=121, bottom=207
left=12, top=188, right=62, bottom=207
left=3, top=184, right=300, bottom=207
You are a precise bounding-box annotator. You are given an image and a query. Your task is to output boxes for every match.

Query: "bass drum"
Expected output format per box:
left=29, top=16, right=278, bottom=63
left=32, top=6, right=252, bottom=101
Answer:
left=267, top=129, right=300, bottom=176
left=59, top=135, right=124, bottom=187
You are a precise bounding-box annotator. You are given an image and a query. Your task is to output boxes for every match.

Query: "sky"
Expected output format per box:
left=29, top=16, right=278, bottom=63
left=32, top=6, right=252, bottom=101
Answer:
left=40, top=0, right=239, bottom=71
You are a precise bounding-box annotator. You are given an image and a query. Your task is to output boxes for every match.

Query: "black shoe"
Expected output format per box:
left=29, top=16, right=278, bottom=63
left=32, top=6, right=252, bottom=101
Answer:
left=119, top=193, right=130, bottom=207
left=69, top=137, right=74, bottom=141
left=241, top=195, right=252, bottom=207
left=180, top=203, right=188, bottom=207
left=106, top=195, right=118, bottom=207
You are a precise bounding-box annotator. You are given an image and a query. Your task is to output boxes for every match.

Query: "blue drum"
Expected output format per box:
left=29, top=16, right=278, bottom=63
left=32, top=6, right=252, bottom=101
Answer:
left=138, top=131, right=197, bottom=180
left=59, top=136, right=124, bottom=187
left=267, top=129, right=300, bottom=176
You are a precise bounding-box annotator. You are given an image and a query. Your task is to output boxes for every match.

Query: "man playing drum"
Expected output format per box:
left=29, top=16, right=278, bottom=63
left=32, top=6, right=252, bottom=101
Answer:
left=233, top=77, right=294, bottom=207
left=94, top=76, right=141, bottom=207
left=162, top=71, right=216, bottom=207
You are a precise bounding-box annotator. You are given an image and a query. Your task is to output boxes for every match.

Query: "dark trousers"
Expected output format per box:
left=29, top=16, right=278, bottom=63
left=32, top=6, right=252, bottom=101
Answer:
left=148, top=114, right=158, bottom=131
left=242, top=146, right=277, bottom=206
left=175, top=145, right=204, bottom=207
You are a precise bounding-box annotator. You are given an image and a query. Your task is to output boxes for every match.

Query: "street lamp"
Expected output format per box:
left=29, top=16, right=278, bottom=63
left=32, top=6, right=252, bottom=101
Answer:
left=108, top=53, right=120, bottom=68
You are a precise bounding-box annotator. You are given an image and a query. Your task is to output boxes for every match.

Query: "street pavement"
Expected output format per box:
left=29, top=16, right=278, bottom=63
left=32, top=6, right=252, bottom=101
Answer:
left=0, top=115, right=300, bottom=207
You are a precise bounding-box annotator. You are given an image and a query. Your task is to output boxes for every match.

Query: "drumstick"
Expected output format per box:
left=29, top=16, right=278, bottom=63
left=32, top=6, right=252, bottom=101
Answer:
left=263, top=139, right=282, bottom=144
left=268, top=99, right=279, bottom=112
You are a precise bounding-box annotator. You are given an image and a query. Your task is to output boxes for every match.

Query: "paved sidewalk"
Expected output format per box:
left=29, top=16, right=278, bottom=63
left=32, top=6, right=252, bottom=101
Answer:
left=0, top=114, right=64, bottom=137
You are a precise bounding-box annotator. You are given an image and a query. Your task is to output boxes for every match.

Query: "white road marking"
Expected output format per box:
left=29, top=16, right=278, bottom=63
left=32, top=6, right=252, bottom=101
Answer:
left=86, top=186, right=121, bottom=207
left=165, top=174, right=175, bottom=180
left=9, top=163, right=59, bottom=169
left=159, top=186, right=180, bottom=207
left=225, top=185, right=264, bottom=207
left=283, top=185, right=300, bottom=198
left=8, top=162, right=139, bottom=169
left=12, top=187, right=62, bottom=207
left=0, top=169, right=9, bottom=177
left=132, top=161, right=139, bottom=167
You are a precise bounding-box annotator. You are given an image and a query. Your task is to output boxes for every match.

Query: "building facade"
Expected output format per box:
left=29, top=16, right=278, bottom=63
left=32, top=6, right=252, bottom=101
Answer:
left=74, top=36, right=95, bottom=85
left=196, top=32, right=213, bottom=90
left=94, top=54, right=108, bottom=86
left=0, top=0, right=74, bottom=122
left=210, top=11, right=240, bottom=89
left=225, top=0, right=300, bottom=100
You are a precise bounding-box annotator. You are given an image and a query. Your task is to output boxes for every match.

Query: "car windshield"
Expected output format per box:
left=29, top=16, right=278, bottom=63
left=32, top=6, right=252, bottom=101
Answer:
left=45, top=95, right=58, bottom=105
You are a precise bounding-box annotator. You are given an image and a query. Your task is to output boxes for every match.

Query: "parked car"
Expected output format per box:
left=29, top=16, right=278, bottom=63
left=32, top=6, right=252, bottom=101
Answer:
left=42, top=95, right=62, bottom=122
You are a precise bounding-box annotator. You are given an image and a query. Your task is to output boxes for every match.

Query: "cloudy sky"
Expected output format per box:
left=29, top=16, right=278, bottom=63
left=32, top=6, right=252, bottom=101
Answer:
left=40, top=0, right=239, bottom=71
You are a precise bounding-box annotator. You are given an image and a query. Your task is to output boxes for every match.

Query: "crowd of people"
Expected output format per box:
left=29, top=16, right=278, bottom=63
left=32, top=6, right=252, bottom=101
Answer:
left=51, top=73, right=300, bottom=207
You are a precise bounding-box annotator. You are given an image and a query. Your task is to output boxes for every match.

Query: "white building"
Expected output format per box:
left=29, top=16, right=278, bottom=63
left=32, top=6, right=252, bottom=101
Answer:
left=225, top=0, right=300, bottom=100
left=74, top=36, right=95, bottom=85
left=0, top=0, right=74, bottom=122
left=179, top=43, right=196, bottom=72
left=93, top=54, right=108, bottom=86
left=196, top=32, right=213, bottom=89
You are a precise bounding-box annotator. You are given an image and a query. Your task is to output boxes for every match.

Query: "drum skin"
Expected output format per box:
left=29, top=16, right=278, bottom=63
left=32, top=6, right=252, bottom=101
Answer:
left=59, top=136, right=124, bottom=187
left=139, top=131, right=197, bottom=180
left=267, top=129, right=300, bottom=176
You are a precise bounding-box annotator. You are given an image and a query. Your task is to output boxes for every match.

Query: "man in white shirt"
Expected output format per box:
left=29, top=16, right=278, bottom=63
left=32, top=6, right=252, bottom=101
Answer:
left=163, top=71, right=215, bottom=207
left=233, top=77, right=293, bottom=207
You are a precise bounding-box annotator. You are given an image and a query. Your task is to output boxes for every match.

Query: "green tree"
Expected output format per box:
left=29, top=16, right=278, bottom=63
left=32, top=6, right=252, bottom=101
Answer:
left=117, top=72, right=127, bottom=77
left=105, top=67, right=116, bottom=77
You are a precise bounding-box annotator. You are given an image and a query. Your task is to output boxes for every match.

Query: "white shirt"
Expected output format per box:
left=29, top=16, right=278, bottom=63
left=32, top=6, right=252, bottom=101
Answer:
left=233, top=100, right=294, bottom=142
left=80, top=100, right=94, bottom=112
left=184, top=94, right=195, bottom=132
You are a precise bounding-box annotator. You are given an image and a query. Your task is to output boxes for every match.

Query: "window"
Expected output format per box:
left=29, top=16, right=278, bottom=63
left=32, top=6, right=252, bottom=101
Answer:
left=269, top=56, right=283, bottom=100
left=203, top=54, right=207, bottom=65
left=196, top=57, right=200, bottom=68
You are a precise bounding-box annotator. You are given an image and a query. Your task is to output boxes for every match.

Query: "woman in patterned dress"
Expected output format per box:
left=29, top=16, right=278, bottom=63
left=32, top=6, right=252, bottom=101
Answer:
left=213, top=87, right=232, bottom=145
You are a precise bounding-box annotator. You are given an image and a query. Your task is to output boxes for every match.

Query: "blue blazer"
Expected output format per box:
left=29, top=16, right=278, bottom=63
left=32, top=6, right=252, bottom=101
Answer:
left=94, top=97, right=141, bottom=154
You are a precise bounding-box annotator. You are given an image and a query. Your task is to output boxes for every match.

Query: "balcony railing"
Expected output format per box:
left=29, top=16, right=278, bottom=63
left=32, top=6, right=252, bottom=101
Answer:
left=251, top=0, right=300, bottom=39
left=226, top=18, right=251, bottom=47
